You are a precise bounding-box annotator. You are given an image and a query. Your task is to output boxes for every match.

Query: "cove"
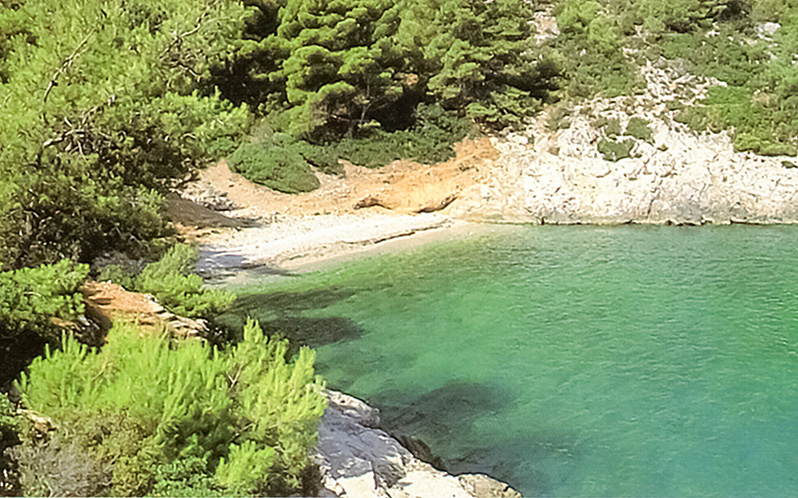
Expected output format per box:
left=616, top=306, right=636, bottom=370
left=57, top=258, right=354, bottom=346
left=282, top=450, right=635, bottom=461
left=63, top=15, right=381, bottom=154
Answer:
left=220, top=225, right=798, bottom=497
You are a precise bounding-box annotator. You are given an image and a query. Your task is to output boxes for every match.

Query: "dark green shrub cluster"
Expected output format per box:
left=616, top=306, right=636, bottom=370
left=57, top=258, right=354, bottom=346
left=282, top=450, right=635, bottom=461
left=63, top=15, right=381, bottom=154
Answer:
left=0, top=259, right=89, bottom=386
left=102, top=244, right=234, bottom=319
left=600, top=117, right=624, bottom=137
left=334, top=104, right=473, bottom=168
left=0, top=260, right=88, bottom=341
left=626, top=117, right=654, bottom=142
left=291, top=141, right=344, bottom=176
left=233, top=103, right=472, bottom=177
left=13, top=319, right=326, bottom=497
left=598, top=138, right=635, bottom=161
left=228, top=143, right=321, bottom=194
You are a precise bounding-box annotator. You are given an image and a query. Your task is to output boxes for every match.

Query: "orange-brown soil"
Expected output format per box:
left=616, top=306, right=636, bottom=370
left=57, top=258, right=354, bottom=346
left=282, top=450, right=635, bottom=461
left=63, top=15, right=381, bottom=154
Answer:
left=167, top=138, right=498, bottom=240
left=82, top=281, right=206, bottom=338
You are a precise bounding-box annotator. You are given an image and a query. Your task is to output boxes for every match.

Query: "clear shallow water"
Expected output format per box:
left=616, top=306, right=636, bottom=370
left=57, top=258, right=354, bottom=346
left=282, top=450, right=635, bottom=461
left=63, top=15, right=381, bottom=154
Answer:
left=224, top=225, right=798, bottom=497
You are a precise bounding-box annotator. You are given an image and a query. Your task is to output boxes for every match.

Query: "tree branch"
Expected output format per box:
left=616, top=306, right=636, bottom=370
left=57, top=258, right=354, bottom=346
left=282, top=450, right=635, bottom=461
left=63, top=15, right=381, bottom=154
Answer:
left=160, top=3, right=215, bottom=61
left=43, top=29, right=96, bottom=103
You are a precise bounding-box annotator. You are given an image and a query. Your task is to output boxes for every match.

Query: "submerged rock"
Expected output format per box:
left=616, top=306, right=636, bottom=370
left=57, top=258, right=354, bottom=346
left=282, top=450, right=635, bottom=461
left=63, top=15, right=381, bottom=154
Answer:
left=313, top=391, right=521, bottom=498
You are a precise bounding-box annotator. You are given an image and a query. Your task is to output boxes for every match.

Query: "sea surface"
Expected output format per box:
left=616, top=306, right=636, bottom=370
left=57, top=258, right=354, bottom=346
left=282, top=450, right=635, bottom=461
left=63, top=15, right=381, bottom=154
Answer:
left=223, top=225, right=798, bottom=497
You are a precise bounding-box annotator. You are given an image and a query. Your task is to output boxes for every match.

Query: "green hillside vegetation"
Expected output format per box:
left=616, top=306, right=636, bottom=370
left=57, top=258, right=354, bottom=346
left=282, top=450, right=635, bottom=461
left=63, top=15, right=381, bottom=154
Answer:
left=550, top=0, right=798, bottom=155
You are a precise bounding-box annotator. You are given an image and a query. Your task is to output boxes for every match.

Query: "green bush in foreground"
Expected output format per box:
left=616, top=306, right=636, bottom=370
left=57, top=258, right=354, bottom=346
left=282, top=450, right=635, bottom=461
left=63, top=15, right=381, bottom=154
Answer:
left=13, top=319, right=326, bottom=496
left=0, top=259, right=89, bottom=386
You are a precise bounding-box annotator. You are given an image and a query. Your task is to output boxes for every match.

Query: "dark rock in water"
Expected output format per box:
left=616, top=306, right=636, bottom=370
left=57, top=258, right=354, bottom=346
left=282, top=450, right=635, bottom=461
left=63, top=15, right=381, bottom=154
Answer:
left=394, top=434, right=446, bottom=471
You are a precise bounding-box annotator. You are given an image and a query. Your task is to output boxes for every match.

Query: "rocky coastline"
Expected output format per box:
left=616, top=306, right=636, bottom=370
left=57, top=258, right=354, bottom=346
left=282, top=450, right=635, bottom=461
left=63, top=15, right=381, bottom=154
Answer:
left=449, top=60, right=798, bottom=226
left=314, top=390, right=520, bottom=498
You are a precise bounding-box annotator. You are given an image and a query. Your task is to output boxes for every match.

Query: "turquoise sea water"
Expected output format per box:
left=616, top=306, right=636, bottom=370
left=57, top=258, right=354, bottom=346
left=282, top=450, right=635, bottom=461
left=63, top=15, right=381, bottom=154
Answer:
left=224, top=225, right=798, bottom=497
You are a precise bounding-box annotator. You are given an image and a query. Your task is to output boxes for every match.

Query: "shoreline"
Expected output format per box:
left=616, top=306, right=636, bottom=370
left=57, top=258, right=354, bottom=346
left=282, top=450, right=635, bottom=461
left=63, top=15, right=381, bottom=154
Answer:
left=194, top=212, right=489, bottom=284
left=194, top=208, right=798, bottom=285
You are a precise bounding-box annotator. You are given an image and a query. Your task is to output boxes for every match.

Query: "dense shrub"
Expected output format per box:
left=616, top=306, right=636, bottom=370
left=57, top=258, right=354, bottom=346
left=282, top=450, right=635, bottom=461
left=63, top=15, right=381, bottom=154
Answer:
left=14, top=319, right=326, bottom=496
left=0, top=258, right=89, bottom=384
left=228, top=142, right=321, bottom=194
left=334, top=103, right=473, bottom=168
left=626, top=117, right=654, bottom=142
left=0, top=260, right=88, bottom=341
left=229, top=103, right=472, bottom=179
left=601, top=117, right=623, bottom=137
left=598, top=138, right=635, bottom=161
left=291, top=141, right=344, bottom=176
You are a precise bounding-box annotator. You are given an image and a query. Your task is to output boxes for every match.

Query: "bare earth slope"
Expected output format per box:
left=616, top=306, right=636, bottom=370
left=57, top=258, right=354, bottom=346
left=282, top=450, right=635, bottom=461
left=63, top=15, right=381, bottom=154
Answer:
left=173, top=139, right=498, bottom=275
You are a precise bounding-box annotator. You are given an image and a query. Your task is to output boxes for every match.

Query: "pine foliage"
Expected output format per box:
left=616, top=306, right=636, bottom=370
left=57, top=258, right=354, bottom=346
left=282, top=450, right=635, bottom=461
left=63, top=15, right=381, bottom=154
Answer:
left=133, top=244, right=235, bottom=319
left=0, top=259, right=88, bottom=340
left=0, top=0, right=251, bottom=268
left=215, top=0, right=554, bottom=139
left=14, top=319, right=326, bottom=496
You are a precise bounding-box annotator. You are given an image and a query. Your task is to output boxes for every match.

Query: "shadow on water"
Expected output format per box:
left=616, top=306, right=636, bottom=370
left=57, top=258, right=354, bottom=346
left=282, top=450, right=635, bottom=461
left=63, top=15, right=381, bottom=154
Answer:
left=259, top=316, right=363, bottom=348
left=229, top=286, right=355, bottom=315
left=374, top=381, right=511, bottom=437
left=216, top=286, right=363, bottom=348
left=447, top=433, right=580, bottom=497
left=367, top=380, right=578, bottom=497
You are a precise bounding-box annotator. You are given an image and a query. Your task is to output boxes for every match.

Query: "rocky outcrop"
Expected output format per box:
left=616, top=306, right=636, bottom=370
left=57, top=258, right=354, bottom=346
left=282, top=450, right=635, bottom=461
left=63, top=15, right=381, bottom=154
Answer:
left=450, top=60, right=798, bottom=225
left=82, top=281, right=208, bottom=339
left=314, top=391, right=520, bottom=498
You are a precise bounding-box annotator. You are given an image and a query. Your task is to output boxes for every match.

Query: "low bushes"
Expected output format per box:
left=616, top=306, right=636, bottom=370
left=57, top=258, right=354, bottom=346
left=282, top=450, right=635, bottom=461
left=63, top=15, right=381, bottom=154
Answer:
left=133, top=245, right=234, bottom=319
left=228, top=143, right=321, bottom=194
left=625, top=117, right=653, bottom=142
left=598, top=138, right=635, bottom=161
left=12, top=319, right=326, bottom=496
left=229, top=103, right=472, bottom=186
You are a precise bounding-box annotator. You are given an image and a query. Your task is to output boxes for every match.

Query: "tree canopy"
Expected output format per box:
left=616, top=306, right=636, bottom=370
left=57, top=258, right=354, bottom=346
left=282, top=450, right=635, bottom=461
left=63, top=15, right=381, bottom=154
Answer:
left=0, top=0, right=250, bottom=268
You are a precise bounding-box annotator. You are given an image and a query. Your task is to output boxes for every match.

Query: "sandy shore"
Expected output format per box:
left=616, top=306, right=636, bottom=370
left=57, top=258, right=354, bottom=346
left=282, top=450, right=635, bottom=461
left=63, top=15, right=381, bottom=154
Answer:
left=194, top=212, right=487, bottom=283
